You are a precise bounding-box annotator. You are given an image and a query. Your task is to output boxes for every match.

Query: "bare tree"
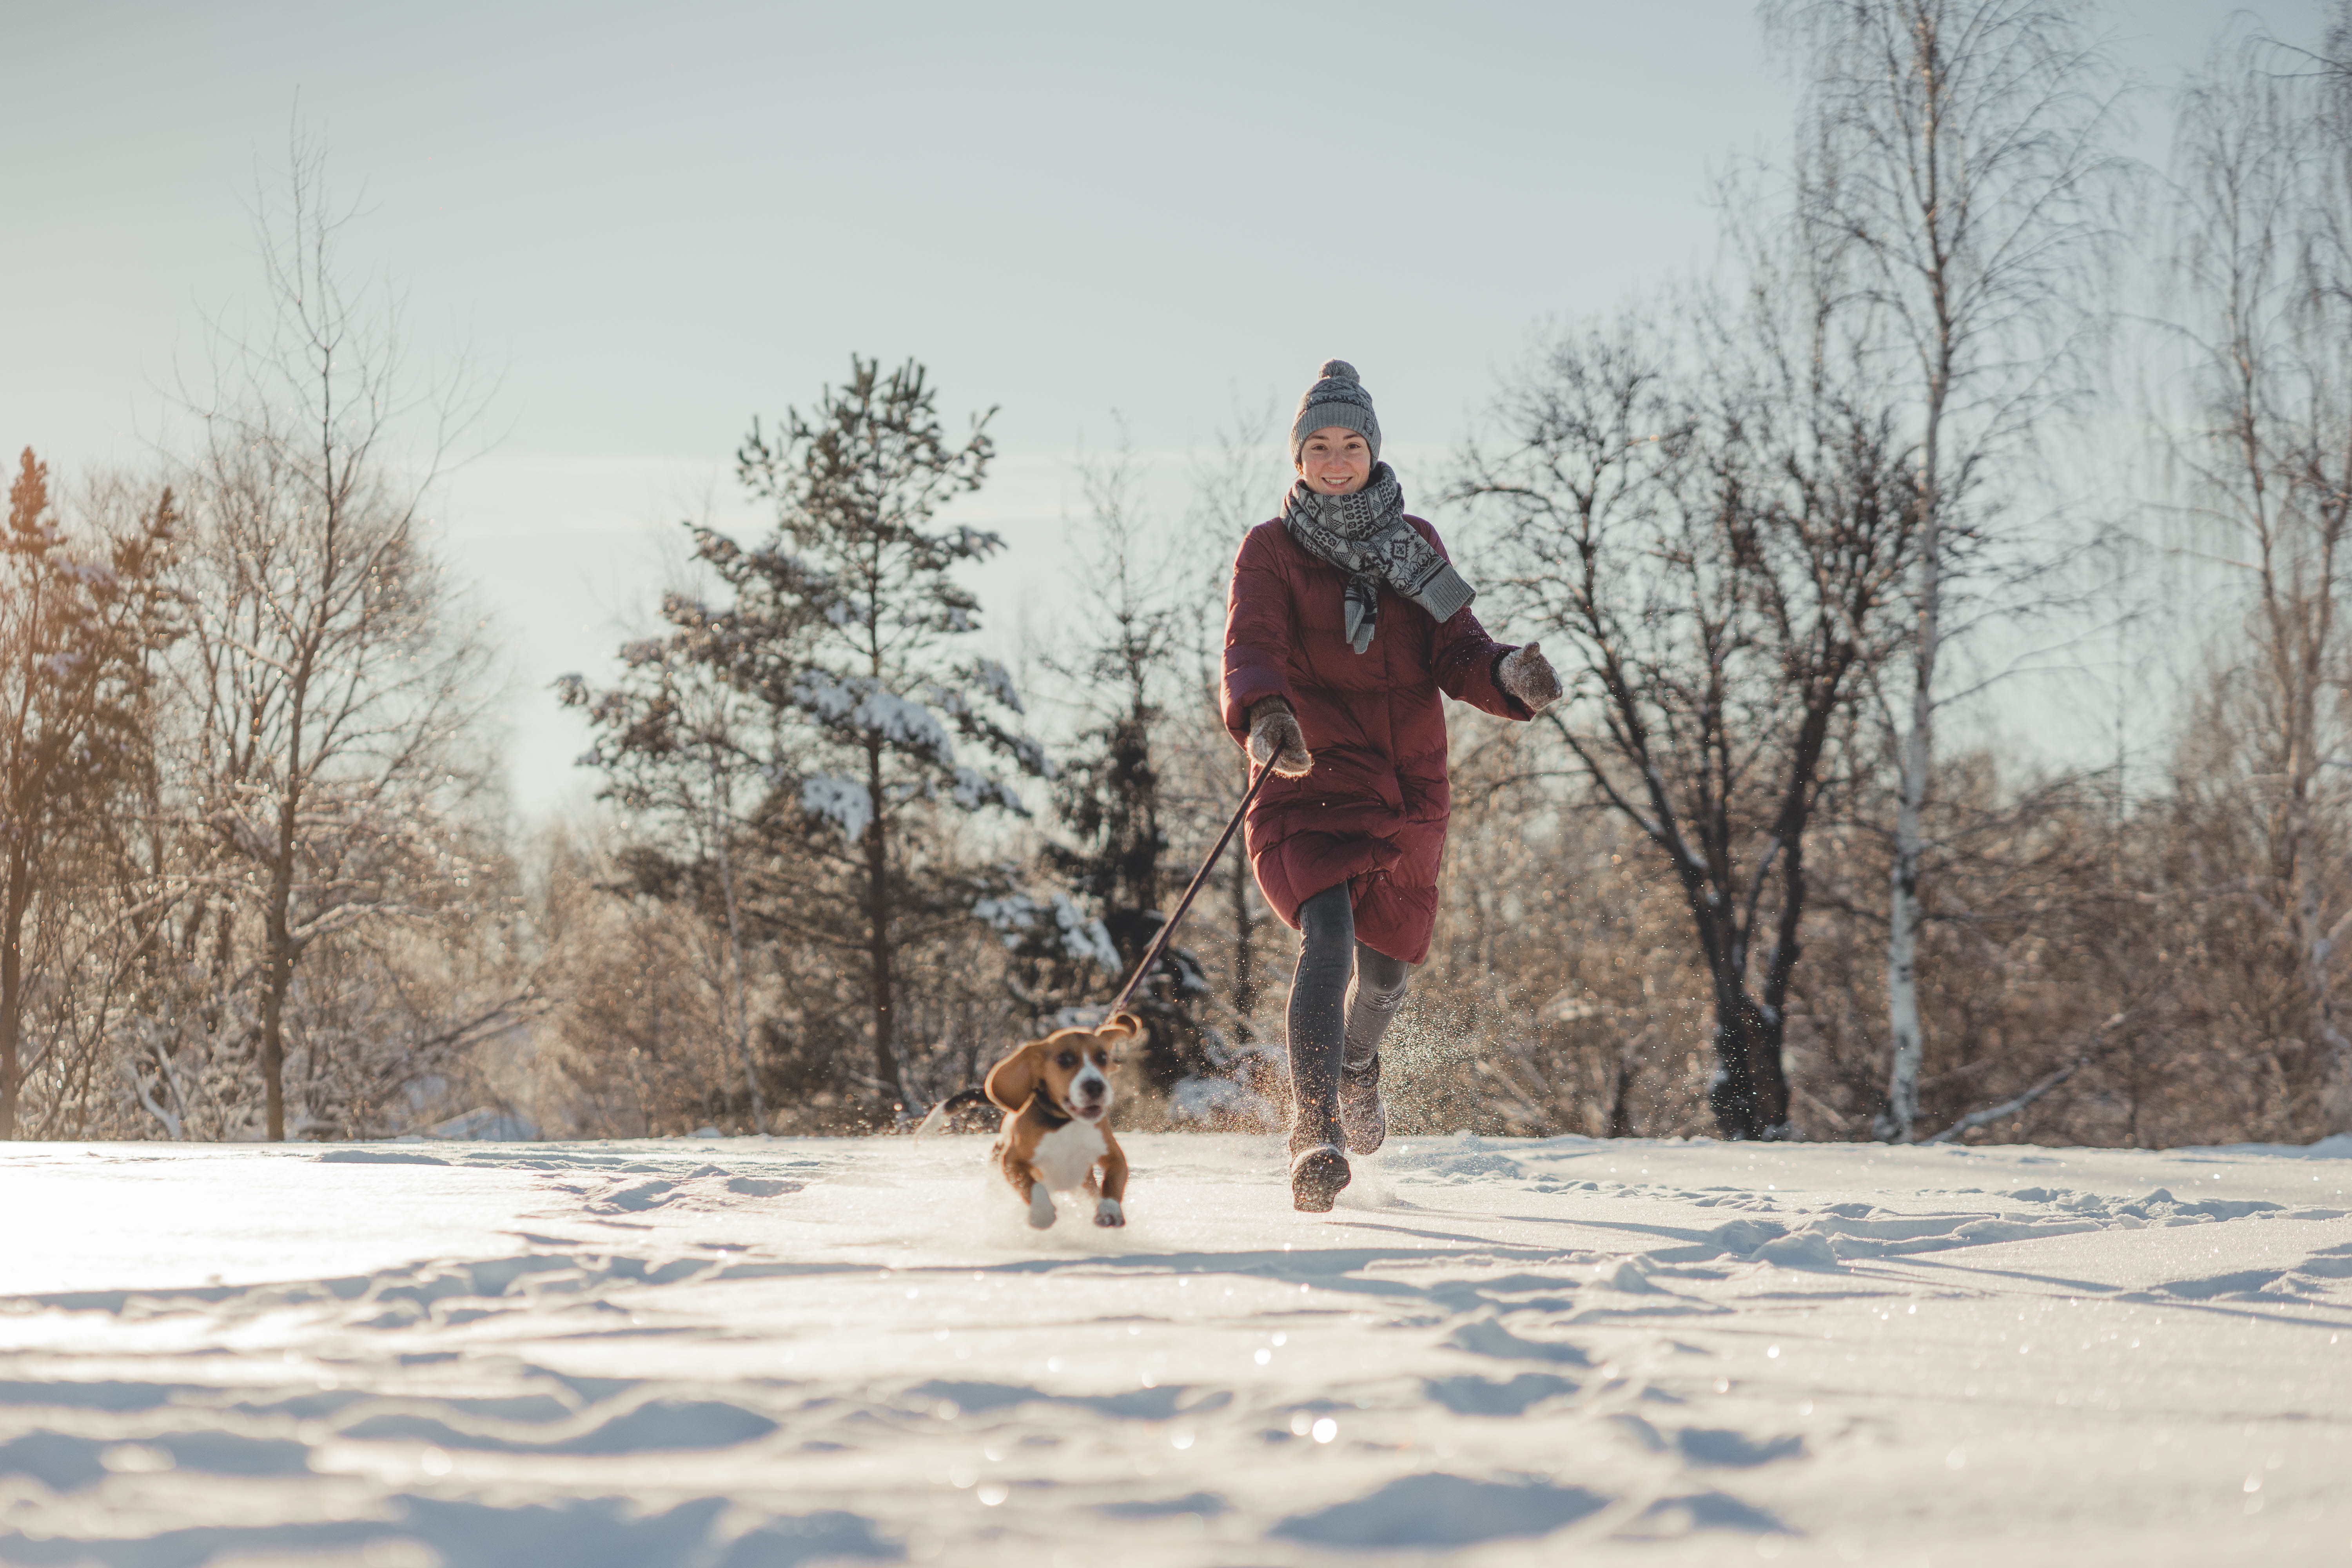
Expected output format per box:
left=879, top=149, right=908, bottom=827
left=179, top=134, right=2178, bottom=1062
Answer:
left=559, top=622, right=789, bottom=1135
left=533, top=820, right=748, bottom=1137
left=2160, top=13, right=2352, bottom=1134
left=0, top=454, right=178, bottom=1138
left=1765, top=0, right=2125, bottom=1139
left=172, top=127, right=500, bottom=1140
left=1459, top=305, right=1919, bottom=1139
left=1180, top=399, right=1284, bottom=1033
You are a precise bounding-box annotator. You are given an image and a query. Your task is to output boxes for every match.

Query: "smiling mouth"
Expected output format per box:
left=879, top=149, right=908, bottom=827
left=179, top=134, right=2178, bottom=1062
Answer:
left=1074, top=1103, right=1105, bottom=1120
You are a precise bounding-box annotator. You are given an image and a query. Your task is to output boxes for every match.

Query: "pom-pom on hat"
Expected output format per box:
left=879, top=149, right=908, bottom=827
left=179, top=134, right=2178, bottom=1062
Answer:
left=1290, top=358, right=1382, bottom=464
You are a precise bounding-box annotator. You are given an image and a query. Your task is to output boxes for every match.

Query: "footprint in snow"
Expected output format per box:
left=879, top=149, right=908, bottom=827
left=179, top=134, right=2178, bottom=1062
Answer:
left=1272, top=1473, right=1611, bottom=1548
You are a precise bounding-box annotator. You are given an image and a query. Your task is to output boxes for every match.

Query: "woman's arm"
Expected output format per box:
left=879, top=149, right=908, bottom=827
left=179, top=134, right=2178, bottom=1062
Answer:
left=1221, top=525, right=1300, bottom=747
left=1412, top=518, right=1535, bottom=722
left=1434, top=607, right=1533, bottom=721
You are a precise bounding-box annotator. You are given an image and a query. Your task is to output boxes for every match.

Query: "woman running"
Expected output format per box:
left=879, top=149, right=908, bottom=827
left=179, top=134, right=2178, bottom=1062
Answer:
left=1222, top=359, right=1562, bottom=1210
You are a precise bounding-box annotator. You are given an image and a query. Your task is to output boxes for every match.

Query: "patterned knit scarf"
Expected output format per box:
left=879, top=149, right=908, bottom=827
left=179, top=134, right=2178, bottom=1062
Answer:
left=1279, top=463, right=1476, bottom=653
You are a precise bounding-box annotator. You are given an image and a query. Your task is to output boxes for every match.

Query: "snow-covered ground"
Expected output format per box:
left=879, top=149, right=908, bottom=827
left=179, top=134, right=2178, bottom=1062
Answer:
left=3, top=1131, right=2349, bottom=1566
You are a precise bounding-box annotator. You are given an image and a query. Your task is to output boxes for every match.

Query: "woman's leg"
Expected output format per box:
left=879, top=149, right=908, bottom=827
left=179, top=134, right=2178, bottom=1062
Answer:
left=1343, top=942, right=1411, bottom=1068
left=1337, top=942, right=1410, bottom=1154
left=1286, top=883, right=1356, bottom=1158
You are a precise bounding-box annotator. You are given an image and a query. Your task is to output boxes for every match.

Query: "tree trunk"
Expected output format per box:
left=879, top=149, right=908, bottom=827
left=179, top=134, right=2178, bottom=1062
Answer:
left=864, top=737, right=902, bottom=1113
left=261, top=840, right=296, bottom=1142
left=259, top=653, right=311, bottom=1143
left=1706, top=982, right=1791, bottom=1140
left=1884, top=680, right=1931, bottom=1138
left=1885, top=361, right=1947, bottom=1141
left=711, top=794, right=767, bottom=1136
left=0, top=842, right=29, bottom=1139
left=1673, top=862, right=1794, bottom=1140
left=1606, top=1034, right=1638, bottom=1139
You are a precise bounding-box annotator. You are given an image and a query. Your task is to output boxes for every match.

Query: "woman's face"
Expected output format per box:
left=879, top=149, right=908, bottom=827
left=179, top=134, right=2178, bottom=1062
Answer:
left=1297, top=427, right=1373, bottom=496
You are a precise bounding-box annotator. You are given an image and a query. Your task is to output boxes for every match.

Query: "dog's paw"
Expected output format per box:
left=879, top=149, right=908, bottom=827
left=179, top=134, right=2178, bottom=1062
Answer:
left=1026, top=1189, right=1057, bottom=1229
left=1094, top=1198, right=1124, bottom=1228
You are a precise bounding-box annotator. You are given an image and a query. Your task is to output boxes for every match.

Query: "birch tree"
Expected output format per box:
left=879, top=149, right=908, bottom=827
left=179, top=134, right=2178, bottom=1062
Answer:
left=1765, top=0, right=2123, bottom=1140
left=2163, top=15, right=2352, bottom=1134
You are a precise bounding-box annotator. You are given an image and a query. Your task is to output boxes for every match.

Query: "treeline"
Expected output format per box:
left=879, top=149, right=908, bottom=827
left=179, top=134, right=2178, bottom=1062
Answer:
left=9, top=3, right=2352, bottom=1147
left=0, top=135, right=525, bottom=1142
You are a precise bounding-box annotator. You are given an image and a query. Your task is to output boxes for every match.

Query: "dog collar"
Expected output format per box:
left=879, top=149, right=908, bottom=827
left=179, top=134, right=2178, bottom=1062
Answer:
left=1027, top=1091, right=1074, bottom=1130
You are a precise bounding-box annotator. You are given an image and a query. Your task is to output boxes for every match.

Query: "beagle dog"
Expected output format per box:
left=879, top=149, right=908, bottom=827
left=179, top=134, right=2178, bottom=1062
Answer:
left=983, top=1012, right=1138, bottom=1229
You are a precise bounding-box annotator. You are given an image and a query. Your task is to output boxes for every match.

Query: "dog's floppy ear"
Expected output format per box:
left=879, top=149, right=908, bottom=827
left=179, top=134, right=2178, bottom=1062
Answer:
left=1101, top=1010, right=1145, bottom=1046
left=984, top=1041, right=1048, bottom=1112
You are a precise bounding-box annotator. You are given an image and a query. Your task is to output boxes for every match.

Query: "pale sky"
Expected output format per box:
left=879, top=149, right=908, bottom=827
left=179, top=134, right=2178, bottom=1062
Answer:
left=1, top=1, right=2324, bottom=817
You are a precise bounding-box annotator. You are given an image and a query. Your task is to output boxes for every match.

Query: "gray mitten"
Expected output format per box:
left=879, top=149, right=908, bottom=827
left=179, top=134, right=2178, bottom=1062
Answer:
left=1247, top=699, right=1314, bottom=777
left=1499, top=641, right=1564, bottom=712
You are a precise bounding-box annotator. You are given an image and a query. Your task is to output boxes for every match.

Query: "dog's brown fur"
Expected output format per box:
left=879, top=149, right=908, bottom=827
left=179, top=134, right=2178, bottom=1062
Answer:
left=983, top=1012, right=1139, bottom=1229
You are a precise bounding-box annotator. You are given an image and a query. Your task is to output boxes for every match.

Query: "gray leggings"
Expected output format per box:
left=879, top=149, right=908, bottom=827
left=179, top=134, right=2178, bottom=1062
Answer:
left=1288, top=882, right=1412, bottom=1148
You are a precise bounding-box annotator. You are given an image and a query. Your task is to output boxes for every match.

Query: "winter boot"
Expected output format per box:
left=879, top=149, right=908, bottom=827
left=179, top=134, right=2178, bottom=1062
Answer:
left=1338, top=1052, right=1386, bottom=1155
left=1290, top=1143, right=1351, bottom=1212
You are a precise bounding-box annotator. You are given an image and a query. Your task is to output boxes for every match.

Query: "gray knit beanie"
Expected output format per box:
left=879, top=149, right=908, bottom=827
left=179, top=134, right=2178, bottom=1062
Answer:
left=1290, top=358, right=1382, bottom=464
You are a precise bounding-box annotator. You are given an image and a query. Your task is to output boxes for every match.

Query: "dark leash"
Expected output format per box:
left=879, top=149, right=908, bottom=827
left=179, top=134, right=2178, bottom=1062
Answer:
left=916, top=763, right=1272, bottom=1134
left=1103, top=762, right=1273, bottom=1018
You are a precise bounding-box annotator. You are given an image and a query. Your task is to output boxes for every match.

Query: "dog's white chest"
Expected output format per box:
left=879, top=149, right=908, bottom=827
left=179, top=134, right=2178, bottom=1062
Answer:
left=1031, top=1118, right=1107, bottom=1193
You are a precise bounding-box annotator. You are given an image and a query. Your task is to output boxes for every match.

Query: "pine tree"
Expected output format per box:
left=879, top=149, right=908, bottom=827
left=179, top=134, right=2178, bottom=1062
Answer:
left=1029, top=443, right=1214, bottom=1089
left=689, top=356, right=1046, bottom=1114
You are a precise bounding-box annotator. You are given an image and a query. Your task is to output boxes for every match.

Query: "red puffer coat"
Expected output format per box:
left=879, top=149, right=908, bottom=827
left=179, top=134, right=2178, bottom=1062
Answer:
left=1221, top=514, right=1531, bottom=965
